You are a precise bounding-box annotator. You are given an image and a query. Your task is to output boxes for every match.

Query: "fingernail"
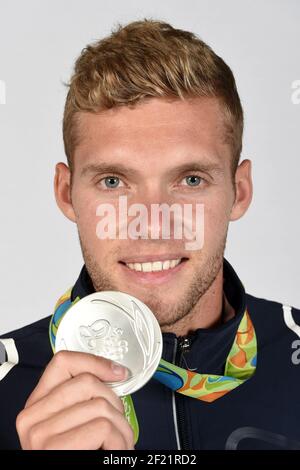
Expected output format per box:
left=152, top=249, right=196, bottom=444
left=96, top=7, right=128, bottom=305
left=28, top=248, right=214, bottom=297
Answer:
left=111, top=361, right=128, bottom=377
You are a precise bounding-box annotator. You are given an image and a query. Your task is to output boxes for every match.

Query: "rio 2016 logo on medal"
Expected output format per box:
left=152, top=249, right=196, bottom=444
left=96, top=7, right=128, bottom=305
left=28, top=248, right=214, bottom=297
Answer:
left=55, top=291, right=163, bottom=396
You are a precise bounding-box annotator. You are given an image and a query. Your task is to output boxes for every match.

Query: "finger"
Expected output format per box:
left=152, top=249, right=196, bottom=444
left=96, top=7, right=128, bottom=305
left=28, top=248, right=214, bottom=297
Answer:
left=19, top=372, right=125, bottom=430
left=38, top=418, right=130, bottom=450
left=26, top=398, right=134, bottom=450
left=26, top=351, right=128, bottom=407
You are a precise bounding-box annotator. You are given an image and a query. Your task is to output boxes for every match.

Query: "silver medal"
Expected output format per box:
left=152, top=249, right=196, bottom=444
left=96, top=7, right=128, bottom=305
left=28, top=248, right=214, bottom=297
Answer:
left=55, top=291, right=162, bottom=396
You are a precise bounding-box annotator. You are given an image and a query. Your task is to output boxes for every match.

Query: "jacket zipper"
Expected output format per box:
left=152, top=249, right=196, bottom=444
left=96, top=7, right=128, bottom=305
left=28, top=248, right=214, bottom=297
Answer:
left=173, top=335, right=192, bottom=450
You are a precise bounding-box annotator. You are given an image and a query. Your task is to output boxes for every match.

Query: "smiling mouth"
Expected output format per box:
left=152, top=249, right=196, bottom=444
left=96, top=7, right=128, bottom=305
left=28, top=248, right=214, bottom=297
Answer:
left=119, top=257, right=189, bottom=273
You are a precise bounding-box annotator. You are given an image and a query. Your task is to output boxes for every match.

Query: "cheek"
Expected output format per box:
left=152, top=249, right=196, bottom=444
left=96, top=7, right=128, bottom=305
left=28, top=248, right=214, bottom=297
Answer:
left=202, top=194, right=232, bottom=248
left=73, top=191, right=124, bottom=261
left=75, top=196, right=98, bottom=229
left=72, top=190, right=113, bottom=243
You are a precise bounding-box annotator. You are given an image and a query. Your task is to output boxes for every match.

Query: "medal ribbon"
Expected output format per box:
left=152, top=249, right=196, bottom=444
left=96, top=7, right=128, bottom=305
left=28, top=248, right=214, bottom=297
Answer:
left=49, top=287, right=257, bottom=444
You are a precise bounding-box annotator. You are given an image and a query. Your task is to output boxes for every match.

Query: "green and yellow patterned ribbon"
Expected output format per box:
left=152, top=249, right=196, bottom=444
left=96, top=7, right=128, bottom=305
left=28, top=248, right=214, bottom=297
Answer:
left=154, top=310, right=257, bottom=402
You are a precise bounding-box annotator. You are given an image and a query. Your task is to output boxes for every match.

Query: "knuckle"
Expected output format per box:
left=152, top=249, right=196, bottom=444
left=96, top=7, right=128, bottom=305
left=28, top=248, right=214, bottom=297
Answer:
left=97, top=417, right=113, bottom=435
left=15, top=410, right=25, bottom=433
left=16, top=409, right=30, bottom=435
left=77, top=372, right=99, bottom=387
left=94, top=396, right=110, bottom=413
left=53, top=350, right=69, bottom=367
left=28, top=424, right=44, bottom=449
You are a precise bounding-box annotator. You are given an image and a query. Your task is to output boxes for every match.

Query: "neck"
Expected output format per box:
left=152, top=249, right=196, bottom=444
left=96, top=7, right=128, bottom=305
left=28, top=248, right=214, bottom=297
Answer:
left=160, top=264, right=235, bottom=337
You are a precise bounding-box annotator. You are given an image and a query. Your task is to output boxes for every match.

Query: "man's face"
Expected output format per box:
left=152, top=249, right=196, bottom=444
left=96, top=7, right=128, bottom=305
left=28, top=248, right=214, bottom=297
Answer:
left=56, top=97, right=250, bottom=330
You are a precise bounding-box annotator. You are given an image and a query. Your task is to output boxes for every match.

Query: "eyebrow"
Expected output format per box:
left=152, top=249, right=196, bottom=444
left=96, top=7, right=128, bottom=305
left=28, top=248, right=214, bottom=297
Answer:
left=80, top=160, right=223, bottom=179
left=167, top=161, right=223, bottom=178
left=80, top=163, right=140, bottom=178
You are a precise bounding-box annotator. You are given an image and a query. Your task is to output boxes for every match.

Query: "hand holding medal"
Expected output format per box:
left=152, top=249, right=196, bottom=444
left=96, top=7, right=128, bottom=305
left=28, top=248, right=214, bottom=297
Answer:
left=54, top=291, right=163, bottom=445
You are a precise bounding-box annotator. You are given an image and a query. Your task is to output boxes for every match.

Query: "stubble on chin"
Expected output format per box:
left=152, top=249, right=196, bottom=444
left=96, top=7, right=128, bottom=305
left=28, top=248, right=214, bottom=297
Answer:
left=146, top=246, right=225, bottom=330
left=78, top=232, right=227, bottom=331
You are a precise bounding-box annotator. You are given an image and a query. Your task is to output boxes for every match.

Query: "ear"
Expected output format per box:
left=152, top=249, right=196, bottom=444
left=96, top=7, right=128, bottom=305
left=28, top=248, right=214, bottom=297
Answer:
left=54, top=162, right=76, bottom=222
left=230, top=159, right=253, bottom=221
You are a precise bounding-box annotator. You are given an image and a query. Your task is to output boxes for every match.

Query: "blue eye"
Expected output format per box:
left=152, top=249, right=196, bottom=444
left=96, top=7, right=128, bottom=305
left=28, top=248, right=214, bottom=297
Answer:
left=184, top=175, right=202, bottom=186
left=103, top=176, right=121, bottom=188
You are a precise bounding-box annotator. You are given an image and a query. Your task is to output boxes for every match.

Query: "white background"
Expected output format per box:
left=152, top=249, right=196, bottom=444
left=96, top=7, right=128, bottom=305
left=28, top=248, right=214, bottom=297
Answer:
left=0, top=0, right=299, bottom=333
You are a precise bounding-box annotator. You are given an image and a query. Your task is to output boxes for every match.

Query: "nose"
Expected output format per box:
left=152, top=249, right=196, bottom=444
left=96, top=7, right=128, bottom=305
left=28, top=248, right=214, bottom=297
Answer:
left=127, top=185, right=181, bottom=241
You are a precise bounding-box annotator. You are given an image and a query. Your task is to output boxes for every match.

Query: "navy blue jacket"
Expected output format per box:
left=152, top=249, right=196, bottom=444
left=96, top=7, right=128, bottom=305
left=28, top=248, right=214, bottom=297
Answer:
left=1, top=258, right=300, bottom=450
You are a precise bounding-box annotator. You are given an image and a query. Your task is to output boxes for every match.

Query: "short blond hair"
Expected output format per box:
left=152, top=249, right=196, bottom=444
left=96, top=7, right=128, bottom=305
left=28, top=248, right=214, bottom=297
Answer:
left=63, top=18, right=243, bottom=174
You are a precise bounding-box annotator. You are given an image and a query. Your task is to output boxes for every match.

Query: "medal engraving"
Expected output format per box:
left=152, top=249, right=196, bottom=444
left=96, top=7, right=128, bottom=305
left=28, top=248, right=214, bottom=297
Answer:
left=55, top=291, right=162, bottom=396
left=78, top=320, right=129, bottom=361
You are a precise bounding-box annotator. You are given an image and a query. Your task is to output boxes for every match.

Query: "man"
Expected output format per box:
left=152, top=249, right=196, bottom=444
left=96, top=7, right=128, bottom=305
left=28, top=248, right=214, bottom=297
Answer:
left=1, top=18, right=299, bottom=450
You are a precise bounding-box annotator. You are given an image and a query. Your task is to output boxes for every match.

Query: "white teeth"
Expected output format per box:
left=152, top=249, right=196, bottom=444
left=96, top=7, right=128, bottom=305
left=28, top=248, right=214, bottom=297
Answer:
left=125, top=259, right=182, bottom=272
left=152, top=261, right=163, bottom=272
left=162, top=260, right=170, bottom=270
left=169, top=259, right=177, bottom=268
left=142, top=262, right=152, bottom=273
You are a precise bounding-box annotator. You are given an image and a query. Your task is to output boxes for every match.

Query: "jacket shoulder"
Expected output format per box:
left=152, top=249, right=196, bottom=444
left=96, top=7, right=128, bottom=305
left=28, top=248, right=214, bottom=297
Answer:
left=245, top=291, right=300, bottom=340
left=246, top=291, right=300, bottom=314
left=0, top=315, right=53, bottom=380
left=0, top=315, right=51, bottom=342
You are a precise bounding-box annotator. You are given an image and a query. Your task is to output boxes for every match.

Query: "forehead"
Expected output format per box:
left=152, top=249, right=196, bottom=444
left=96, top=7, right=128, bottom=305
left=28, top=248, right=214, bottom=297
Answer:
left=73, top=97, right=230, bottom=168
